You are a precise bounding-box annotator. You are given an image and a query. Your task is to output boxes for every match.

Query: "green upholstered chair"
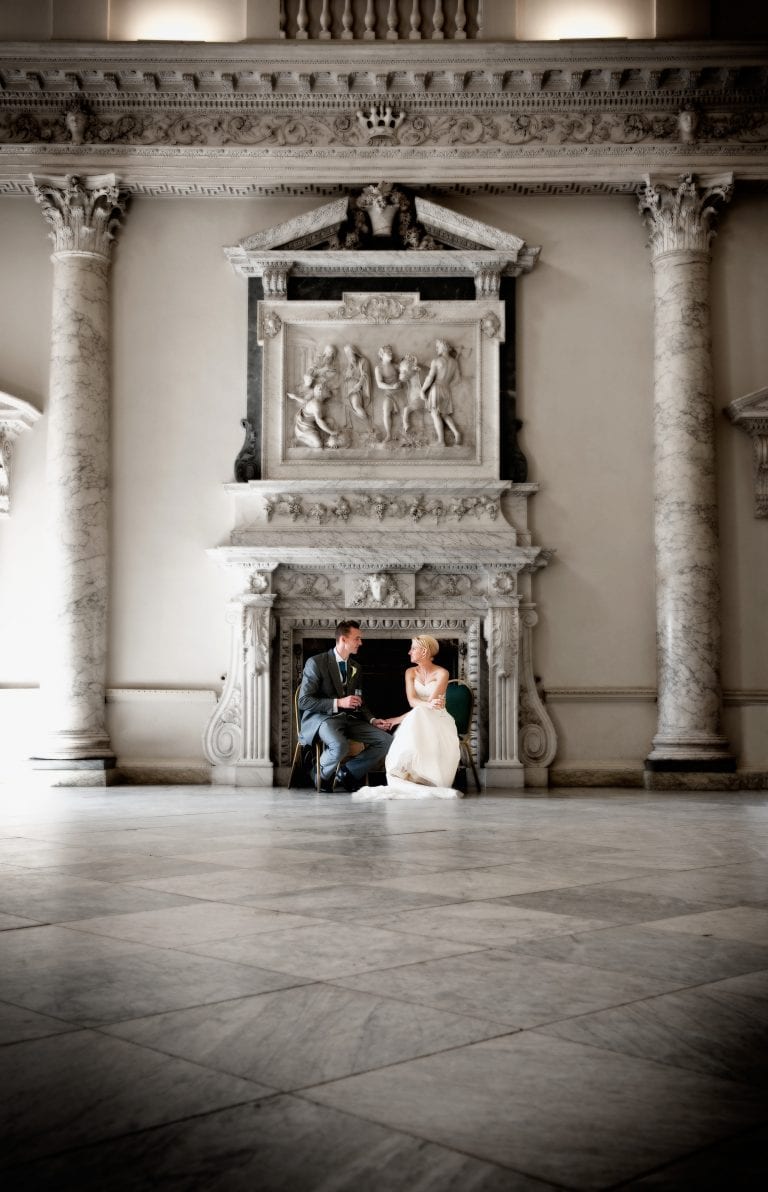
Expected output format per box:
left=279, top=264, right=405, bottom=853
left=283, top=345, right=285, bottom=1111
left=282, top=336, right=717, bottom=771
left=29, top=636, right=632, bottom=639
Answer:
left=445, top=679, right=481, bottom=792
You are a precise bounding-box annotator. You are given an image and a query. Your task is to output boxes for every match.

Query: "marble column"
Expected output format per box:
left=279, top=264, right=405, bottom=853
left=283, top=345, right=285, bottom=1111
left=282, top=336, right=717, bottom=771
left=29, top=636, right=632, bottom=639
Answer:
left=31, top=174, right=129, bottom=784
left=638, top=172, right=735, bottom=782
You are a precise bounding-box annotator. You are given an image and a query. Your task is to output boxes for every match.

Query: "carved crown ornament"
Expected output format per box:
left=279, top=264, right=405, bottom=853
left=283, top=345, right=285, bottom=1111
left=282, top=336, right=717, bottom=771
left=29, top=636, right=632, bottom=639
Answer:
left=0, top=41, right=767, bottom=194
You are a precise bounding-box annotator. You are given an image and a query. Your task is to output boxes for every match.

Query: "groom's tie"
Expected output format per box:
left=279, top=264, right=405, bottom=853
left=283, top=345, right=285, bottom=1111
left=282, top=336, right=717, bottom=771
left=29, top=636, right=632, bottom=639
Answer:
left=339, top=659, right=347, bottom=689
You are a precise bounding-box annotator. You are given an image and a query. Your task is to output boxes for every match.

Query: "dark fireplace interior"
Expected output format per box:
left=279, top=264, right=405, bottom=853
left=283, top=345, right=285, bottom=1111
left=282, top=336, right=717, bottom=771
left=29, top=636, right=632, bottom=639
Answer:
left=298, top=636, right=461, bottom=720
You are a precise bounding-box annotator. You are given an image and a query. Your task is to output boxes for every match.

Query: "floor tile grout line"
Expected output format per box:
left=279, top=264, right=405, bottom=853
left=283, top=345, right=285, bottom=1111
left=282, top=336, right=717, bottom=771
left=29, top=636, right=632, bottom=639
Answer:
left=288, top=1089, right=578, bottom=1192
left=602, top=1119, right=768, bottom=1192
left=0, top=1093, right=281, bottom=1175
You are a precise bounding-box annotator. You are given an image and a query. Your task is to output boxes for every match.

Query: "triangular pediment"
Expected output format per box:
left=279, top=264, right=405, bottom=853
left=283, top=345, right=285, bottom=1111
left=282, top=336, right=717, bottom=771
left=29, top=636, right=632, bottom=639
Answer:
left=726, top=386, right=768, bottom=425
left=414, top=198, right=526, bottom=254
left=226, top=185, right=539, bottom=278
left=0, top=391, right=41, bottom=430
left=239, top=199, right=350, bottom=252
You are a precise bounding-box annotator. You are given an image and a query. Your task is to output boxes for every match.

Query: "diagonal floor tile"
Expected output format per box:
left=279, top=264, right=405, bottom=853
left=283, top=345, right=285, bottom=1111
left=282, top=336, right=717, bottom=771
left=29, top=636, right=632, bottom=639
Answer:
left=0, top=924, right=309, bottom=1026
left=305, top=1031, right=768, bottom=1190
left=104, top=982, right=510, bottom=1090
left=535, top=967, right=768, bottom=1086
left=643, top=905, right=768, bottom=945
left=334, top=948, right=671, bottom=1028
left=0, top=870, right=199, bottom=923
left=0, top=999, right=78, bottom=1046
left=181, top=918, right=483, bottom=979
left=355, top=900, right=611, bottom=948
left=506, top=923, right=768, bottom=986
left=0, top=1029, right=272, bottom=1169
left=63, top=901, right=321, bottom=947
left=6, top=1094, right=556, bottom=1191
left=613, top=1121, right=768, bottom=1189
left=245, top=881, right=457, bottom=919
left=496, top=882, right=720, bottom=926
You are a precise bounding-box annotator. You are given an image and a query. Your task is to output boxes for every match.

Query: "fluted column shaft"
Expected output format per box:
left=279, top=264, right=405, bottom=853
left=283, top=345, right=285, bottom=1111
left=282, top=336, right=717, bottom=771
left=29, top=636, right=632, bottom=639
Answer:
left=638, top=173, right=735, bottom=775
left=32, top=175, right=128, bottom=772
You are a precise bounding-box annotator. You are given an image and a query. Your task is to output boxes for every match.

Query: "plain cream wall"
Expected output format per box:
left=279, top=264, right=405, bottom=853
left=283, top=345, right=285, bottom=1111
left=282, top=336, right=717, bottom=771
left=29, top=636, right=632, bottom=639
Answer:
left=0, top=196, right=50, bottom=684
left=713, top=193, right=768, bottom=767
left=452, top=194, right=657, bottom=767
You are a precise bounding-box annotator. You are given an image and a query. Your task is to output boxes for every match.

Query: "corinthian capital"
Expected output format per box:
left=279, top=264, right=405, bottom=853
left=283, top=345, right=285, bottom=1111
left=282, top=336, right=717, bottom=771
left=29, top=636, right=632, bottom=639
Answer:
left=31, top=173, right=129, bottom=259
left=638, top=172, right=733, bottom=258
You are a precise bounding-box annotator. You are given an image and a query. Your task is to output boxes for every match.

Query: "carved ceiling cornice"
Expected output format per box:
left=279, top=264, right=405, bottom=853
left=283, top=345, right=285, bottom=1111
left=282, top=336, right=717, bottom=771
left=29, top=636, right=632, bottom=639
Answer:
left=1, top=39, right=767, bottom=194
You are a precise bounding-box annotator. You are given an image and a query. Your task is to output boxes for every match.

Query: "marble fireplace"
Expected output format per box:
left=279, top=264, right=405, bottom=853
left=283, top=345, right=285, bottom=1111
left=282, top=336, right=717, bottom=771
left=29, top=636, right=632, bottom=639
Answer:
left=203, top=188, right=557, bottom=790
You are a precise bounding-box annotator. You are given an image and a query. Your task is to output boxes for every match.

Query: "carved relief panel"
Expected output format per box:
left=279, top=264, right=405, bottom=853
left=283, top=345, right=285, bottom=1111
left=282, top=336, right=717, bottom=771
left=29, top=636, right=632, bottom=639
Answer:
left=257, top=293, right=503, bottom=479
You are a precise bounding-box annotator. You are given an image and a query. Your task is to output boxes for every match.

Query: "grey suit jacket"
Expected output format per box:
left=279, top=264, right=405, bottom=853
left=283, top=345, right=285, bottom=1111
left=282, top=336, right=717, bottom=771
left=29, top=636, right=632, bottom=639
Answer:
left=297, top=649, right=374, bottom=746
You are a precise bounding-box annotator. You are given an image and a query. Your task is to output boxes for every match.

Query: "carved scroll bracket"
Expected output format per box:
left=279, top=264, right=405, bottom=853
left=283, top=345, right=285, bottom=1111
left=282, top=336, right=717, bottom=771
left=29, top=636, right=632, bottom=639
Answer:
left=726, top=386, right=768, bottom=517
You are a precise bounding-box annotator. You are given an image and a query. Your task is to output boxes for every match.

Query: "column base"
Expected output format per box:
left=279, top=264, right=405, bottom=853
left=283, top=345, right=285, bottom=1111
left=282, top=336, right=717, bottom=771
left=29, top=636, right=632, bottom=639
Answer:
left=29, top=757, right=118, bottom=788
left=483, top=761, right=526, bottom=791
left=645, top=756, right=736, bottom=773
left=211, top=762, right=274, bottom=788
left=644, top=769, right=741, bottom=792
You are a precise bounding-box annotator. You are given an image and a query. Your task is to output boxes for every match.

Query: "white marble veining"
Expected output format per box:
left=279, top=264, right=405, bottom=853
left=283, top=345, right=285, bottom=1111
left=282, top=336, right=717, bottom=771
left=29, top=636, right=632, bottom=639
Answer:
left=31, top=175, right=129, bottom=774
left=1, top=783, right=768, bottom=1189
left=638, top=174, right=735, bottom=777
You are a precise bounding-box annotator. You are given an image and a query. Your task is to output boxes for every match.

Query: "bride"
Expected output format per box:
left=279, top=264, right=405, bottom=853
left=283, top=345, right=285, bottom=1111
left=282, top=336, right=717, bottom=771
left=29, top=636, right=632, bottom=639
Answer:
left=352, top=636, right=462, bottom=800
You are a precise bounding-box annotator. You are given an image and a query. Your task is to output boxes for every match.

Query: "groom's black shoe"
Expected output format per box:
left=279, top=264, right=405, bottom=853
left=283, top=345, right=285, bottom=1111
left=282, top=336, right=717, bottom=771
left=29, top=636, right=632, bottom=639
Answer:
left=333, top=765, right=357, bottom=793
left=311, top=768, right=335, bottom=794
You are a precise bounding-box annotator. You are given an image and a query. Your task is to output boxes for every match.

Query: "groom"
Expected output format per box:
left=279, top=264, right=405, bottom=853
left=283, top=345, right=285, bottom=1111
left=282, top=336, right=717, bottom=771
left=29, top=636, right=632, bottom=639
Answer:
left=298, top=620, right=391, bottom=792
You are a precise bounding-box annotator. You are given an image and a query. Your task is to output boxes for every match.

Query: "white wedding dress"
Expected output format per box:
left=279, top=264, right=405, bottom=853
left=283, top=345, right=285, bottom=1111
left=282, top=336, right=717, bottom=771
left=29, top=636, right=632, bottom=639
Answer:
left=352, top=677, right=463, bottom=801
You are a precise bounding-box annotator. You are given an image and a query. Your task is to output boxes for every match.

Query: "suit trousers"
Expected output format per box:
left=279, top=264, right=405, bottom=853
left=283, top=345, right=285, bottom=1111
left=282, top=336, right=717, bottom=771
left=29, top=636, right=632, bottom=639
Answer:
left=316, top=713, right=391, bottom=780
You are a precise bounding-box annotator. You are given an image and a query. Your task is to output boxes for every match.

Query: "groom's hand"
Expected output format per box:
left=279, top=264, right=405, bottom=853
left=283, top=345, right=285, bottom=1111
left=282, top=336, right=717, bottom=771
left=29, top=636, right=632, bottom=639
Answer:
left=372, top=717, right=393, bottom=730
left=338, top=694, right=362, bottom=710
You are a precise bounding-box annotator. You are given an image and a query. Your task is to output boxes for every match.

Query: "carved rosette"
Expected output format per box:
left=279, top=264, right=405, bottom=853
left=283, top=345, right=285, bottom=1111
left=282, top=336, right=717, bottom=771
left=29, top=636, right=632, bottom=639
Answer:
left=32, top=174, right=130, bottom=259
left=637, top=172, right=733, bottom=258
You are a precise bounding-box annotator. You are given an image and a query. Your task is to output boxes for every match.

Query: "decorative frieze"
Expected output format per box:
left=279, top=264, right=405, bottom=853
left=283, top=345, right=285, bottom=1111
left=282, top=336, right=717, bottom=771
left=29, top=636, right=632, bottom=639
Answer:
left=242, top=488, right=501, bottom=531
left=2, top=104, right=767, bottom=152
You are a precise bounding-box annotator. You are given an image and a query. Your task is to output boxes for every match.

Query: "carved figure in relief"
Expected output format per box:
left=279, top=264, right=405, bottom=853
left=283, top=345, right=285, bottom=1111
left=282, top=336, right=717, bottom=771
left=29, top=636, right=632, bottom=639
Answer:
left=421, top=339, right=462, bottom=446
left=374, top=344, right=402, bottom=443
left=398, top=353, right=427, bottom=436
left=313, top=344, right=341, bottom=396
left=287, top=375, right=338, bottom=449
left=343, top=343, right=372, bottom=423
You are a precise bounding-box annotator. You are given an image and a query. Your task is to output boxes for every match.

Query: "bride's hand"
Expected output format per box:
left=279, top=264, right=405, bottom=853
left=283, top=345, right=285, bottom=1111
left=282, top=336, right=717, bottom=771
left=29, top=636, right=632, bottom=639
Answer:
left=428, top=696, right=445, bottom=709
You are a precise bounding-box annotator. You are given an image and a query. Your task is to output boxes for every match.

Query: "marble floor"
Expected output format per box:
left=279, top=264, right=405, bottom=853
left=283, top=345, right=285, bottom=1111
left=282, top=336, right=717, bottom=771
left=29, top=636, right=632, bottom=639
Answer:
left=1, top=785, right=767, bottom=1190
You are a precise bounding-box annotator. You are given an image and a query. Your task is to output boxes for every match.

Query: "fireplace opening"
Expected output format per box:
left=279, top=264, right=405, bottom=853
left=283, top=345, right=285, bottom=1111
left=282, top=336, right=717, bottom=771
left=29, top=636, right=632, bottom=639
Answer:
left=299, top=636, right=461, bottom=720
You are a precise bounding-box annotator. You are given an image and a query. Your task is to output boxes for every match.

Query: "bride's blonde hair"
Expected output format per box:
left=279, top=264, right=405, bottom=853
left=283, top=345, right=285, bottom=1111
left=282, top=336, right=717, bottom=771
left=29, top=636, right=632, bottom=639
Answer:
left=413, top=635, right=439, bottom=658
